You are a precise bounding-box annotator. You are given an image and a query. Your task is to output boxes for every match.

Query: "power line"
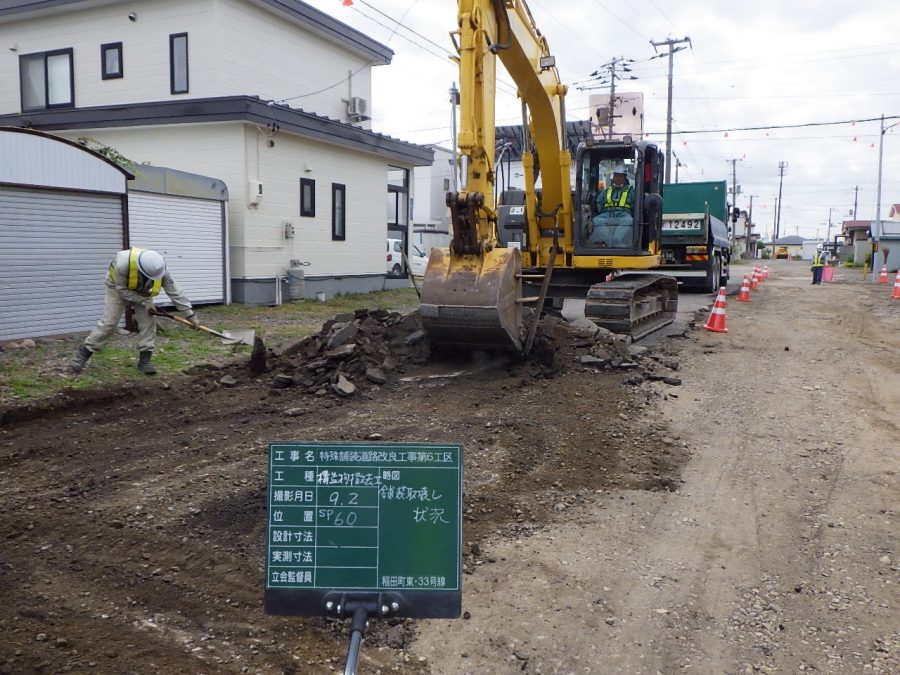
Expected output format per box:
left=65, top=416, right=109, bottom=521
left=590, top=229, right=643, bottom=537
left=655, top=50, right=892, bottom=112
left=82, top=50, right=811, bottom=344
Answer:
left=356, top=0, right=450, bottom=56
left=651, top=114, right=900, bottom=136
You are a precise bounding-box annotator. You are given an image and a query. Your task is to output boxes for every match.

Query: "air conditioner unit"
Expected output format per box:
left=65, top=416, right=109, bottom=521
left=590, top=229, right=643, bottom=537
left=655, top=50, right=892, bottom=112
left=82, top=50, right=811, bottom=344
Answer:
left=248, top=179, right=263, bottom=206
left=347, top=96, right=370, bottom=121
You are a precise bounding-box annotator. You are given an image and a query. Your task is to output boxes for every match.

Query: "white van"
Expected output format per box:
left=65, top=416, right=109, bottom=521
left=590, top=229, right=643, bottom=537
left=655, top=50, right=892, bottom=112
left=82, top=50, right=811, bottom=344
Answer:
left=408, top=243, right=429, bottom=277
left=386, top=238, right=403, bottom=276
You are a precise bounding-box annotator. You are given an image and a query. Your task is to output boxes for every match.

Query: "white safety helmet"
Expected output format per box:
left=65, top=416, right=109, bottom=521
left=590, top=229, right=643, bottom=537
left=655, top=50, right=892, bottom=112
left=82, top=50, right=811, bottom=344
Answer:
left=137, top=249, right=166, bottom=280
left=613, top=163, right=628, bottom=175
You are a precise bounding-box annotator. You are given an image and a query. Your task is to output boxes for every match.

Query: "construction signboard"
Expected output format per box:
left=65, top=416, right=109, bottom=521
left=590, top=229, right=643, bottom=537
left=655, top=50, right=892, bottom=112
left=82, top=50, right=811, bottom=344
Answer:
left=264, top=442, right=462, bottom=618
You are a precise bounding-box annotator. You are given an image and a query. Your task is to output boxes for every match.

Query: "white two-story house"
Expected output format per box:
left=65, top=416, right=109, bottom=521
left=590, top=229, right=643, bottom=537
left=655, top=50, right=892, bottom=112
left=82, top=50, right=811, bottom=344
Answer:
left=0, top=0, right=433, bottom=303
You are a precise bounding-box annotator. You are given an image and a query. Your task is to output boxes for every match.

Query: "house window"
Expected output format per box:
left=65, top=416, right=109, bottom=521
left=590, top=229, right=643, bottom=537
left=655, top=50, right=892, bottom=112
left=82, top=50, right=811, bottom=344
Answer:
left=300, top=178, right=315, bottom=217
left=387, top=166, right=409, bottom=227
left=169, top=33, right=189, bottom=94
left=101, top=42, right=123, bottom=79
left=332, top=184, right=346, bottom=241
left=19, top=48, right=74, bottom=111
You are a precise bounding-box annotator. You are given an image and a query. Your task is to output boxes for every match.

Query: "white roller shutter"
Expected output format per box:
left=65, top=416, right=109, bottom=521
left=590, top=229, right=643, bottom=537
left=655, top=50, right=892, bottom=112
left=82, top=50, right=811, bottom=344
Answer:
left=128, top=192, right=225, bottom=304
left=0, top=186, right=123, bottom=341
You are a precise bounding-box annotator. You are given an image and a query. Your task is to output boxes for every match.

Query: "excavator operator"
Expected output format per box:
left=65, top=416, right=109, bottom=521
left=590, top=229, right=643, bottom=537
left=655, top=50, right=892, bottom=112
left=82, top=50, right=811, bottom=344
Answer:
left=586, top=163, right=634, bottom=248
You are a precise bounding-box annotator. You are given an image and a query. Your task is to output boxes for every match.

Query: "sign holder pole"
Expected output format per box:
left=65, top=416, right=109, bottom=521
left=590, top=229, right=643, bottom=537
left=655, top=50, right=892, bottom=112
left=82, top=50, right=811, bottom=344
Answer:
left=323, top=592, right=401, bottom=675
left=264, top=442, right=463, bottom=670
left=343, top=604, right=368, bottom=675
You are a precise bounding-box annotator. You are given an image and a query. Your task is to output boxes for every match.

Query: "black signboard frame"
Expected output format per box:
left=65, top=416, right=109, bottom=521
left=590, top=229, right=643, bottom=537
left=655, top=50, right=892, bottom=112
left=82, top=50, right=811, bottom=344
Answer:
left=264, top=441, right=462, bottom=619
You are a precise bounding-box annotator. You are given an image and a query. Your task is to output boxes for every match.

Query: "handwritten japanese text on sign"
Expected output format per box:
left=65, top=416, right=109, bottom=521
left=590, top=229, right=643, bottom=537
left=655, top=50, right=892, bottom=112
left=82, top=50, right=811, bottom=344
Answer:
left=266, top=443, right=462, bottom=593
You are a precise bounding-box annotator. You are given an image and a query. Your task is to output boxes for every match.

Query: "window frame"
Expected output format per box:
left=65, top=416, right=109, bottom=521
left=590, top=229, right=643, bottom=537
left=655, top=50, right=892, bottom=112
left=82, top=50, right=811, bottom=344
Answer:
left=169, top=32, right=189, bottom=95
left=386, top=165, right=409, bottom=228
left=300, top=178, right=316, bottom=217
left=332, top=183, right=346, bottom=241
left=19, top=48, right=74, bottom=112
left=100, top=42, right=123, bottom=80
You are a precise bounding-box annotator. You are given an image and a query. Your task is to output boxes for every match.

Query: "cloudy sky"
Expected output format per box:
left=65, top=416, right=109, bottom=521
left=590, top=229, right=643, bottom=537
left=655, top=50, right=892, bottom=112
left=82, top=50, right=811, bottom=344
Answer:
left=304, top=0, right=900, bottom=241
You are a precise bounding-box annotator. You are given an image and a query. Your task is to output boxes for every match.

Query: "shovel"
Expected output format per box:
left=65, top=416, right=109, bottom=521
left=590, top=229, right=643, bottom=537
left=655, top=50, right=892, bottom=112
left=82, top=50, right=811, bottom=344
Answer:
left=154, top=311, right=255, bottom=346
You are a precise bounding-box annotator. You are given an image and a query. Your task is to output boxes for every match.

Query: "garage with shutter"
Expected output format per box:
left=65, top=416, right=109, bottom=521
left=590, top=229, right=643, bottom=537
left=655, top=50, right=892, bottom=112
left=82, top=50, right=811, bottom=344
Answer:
left=127, top=165, right=229, bottom=306
left=0, top=127, right=131, bottom=342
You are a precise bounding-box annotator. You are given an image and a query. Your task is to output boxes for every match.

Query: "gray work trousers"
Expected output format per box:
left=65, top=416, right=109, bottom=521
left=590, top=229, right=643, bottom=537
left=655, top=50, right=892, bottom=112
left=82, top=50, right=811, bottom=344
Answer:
left=83, top=283, right=157, bottom=353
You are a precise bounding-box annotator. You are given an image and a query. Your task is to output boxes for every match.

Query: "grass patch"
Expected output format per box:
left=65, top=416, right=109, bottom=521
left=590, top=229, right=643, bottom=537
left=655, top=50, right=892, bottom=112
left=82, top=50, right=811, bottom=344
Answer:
left=0, top=288, right=420, bottom=406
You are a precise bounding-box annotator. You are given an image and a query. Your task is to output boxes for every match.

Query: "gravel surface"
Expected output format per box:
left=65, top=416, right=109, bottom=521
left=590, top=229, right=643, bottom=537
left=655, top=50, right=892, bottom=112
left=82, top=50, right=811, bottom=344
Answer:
left=1, top=260, right=897, bottom=674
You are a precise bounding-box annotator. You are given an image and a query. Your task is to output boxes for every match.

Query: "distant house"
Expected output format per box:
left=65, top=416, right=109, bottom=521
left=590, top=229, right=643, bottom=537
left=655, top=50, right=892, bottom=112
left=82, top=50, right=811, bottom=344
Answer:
left=875, top=220, right=900, bottom=272
left=412, top=145, right=454, bottom=253
left=841, top=220, right=871, bottom=264
left=800, top=239, right=826, bottom=261
left=494, top=119, right=592, bottom=190
left=768, top=235, right=804, bottom=259
left=0, top=0, right=433, bottom=303
left=889, top=204, right=900, bottom=220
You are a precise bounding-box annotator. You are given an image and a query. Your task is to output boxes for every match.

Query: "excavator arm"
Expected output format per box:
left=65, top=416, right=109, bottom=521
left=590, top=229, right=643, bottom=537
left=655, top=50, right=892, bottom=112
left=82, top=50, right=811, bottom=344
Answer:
left=420, top=0, right=572, bottom=351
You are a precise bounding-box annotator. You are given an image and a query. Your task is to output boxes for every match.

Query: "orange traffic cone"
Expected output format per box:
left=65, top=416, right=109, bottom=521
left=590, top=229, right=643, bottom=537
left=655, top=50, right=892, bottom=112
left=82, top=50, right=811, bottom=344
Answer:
left=879, top=266, right=888, bottom=283
left=750, top=269, right=760, bottom=291
left=737, top=275, right=752, bottom=302
left=893, top=272, right=900, bottom=299
left=763, top=265, right=769, bottom=280
left=703, top=287, right=728, bottom=333
left=755, top=266, right=764, bottom=284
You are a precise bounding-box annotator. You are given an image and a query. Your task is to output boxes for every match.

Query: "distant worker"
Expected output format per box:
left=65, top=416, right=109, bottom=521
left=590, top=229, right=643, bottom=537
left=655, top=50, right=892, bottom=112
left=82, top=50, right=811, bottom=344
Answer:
left=67, top=248, right=199, bottom=375
left=811, top=246, right=826, bottom=285
left=588, top=164, right=634, bottom=247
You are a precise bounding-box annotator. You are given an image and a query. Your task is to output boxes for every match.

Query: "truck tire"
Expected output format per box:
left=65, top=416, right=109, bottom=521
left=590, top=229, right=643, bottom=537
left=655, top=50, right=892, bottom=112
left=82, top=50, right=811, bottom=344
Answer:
left=706, top=255, right=721, bottom=294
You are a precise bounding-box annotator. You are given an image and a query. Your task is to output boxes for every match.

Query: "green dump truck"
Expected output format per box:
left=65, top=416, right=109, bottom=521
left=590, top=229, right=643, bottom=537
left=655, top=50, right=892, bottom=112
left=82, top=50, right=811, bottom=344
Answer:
left=658, top=180, right=732, bottom=293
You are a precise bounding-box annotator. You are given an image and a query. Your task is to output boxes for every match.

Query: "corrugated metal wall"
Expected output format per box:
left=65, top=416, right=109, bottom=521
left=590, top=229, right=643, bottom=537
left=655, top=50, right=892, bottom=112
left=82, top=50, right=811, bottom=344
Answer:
left=128, top=192, right=226, bottom=304
left=0, top=186, right=124, bottom=341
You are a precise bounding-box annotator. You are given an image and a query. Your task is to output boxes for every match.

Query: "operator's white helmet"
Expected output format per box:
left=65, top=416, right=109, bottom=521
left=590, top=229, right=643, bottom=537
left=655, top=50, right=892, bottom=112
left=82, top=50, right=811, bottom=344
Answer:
left=137, top=249, right=166, bottom=280
left=613, top=163, right=628, bottom=175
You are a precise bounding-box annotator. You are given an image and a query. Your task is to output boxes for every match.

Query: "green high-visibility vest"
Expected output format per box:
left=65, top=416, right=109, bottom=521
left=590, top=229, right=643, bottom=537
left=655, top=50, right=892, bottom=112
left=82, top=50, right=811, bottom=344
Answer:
left=603, top=185, right=632, bottom=209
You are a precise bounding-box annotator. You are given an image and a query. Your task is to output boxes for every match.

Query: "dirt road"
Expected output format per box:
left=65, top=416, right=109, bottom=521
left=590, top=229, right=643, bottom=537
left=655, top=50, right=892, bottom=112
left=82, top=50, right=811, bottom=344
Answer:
left=1, top=260, right=897, bottom=674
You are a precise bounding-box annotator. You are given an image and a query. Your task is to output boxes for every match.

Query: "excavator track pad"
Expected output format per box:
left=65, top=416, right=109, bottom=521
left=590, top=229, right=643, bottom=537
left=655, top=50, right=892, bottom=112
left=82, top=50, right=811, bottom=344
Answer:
left=419, top=247, right=524, bottom=352
left=584, top=274, right=678, bottom=341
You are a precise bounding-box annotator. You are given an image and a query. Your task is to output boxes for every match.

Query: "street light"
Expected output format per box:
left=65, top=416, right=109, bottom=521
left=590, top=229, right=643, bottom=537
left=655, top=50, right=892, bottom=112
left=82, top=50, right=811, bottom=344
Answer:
left=872, top=115, right=900, bottom=281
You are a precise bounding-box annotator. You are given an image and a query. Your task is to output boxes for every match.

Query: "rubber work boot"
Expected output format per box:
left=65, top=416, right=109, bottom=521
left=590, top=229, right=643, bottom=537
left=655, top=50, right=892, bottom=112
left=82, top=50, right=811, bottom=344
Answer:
left=137, top=351, right=157, bottom=375
left=67, top=346, right=92, bottom=373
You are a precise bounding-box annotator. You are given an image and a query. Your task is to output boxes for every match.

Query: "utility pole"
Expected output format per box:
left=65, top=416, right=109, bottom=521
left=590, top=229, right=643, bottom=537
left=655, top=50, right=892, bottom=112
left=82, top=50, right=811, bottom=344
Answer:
left=673, top=152, right=686, bottom=183
left=651, top=36, right=691, bottom=183
left=872, top=115, right=899, bottom=280
left=585, top=56, right=637, bottom=140
left=775, top=161, right=788, bottom=241
left=449, top=82, right=459, bottom=191
left=772, top=196, right=779, bottom=253
left=826, top=207, right=834, bottom=246
left=852, top=185, right=859, bottom=218
left=726, top=157, right=742, bottom=248
left=747, top=195, right=758, bottom=259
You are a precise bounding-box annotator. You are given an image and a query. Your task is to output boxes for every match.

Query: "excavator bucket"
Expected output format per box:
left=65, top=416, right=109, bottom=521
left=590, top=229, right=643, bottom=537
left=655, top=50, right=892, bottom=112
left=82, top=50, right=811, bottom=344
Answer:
left=419, top=246, right=523, bottom=352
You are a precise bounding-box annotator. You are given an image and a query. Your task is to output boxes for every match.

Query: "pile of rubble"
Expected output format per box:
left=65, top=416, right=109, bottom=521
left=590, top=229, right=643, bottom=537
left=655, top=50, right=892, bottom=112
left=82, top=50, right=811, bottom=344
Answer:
left=253, top=308, right=431, bottom=398
left=563, top=317, right=683, bottom=386
left=235, top=308, right=683, bottom=400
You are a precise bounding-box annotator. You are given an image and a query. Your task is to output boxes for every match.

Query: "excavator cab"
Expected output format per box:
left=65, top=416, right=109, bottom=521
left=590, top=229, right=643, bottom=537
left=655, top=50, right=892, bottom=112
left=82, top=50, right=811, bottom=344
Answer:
left=573, top=140, right=664, bottom=257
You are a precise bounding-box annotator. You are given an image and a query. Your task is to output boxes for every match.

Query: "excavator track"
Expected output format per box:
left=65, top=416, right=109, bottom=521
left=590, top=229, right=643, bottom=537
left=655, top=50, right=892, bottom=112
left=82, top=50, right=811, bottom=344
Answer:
left=584, top=274, right=678, bottom=341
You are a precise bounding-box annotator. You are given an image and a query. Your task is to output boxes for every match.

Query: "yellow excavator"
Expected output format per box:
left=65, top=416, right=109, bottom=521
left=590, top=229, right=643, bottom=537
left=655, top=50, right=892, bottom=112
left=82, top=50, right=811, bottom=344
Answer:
left=420, top=0, right=677, bottom=352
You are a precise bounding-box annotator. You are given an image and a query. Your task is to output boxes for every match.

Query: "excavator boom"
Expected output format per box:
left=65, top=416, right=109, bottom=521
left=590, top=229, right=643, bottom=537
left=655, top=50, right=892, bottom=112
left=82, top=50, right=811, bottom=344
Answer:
left=421, top=0, right=678, bottom=350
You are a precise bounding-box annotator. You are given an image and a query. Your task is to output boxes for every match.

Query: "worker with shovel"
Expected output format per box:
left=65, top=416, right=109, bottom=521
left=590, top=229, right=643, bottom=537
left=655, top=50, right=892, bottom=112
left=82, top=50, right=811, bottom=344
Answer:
left=67, top=248, right=199, bottom=375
